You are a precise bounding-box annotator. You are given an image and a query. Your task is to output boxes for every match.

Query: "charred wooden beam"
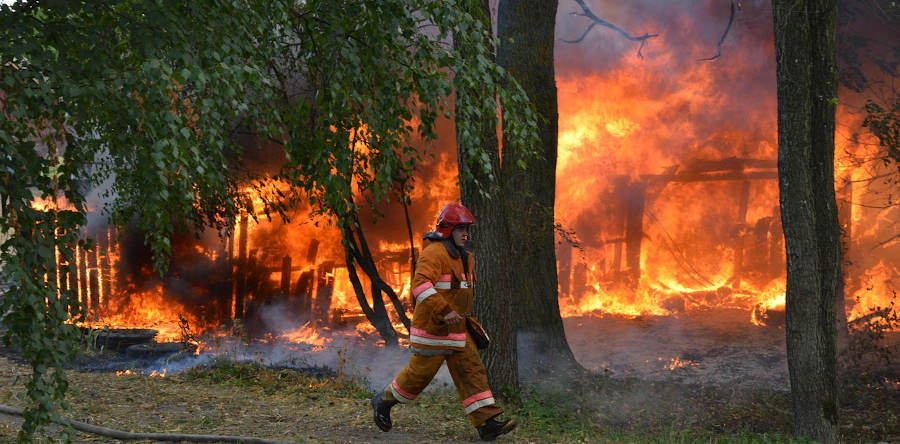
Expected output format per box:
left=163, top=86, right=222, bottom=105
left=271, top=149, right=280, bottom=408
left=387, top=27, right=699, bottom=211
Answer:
left=61, top=259, right=74, bottom=315
left=573, top=262, right=588, bottom=303
left=624, top=181, right=646, bottom=291
left=306, top=239, right=319, bottom=263
left=612, top=176, right=630, bottom=272
left=78, top=246, right=88, bottom=308
left=643, top=170, right=778, bottom=183
left=681, top=157, right=777, bottom=172
left=731, top=180, right=752, bottom=289
left=294, top=270, right=314, bottom=316
left=315, top=261, right=335, bottom=325
left=246, top=248, right=259, bottom=301
left=89, top=269, right=99, bottom=315
left=99, top=226, right=112, bottom=312
left=234, top=213, right=249, bottom=319
left=293, top=240, right=319, bottom=316
left=280, top=255, right=292, bottom=297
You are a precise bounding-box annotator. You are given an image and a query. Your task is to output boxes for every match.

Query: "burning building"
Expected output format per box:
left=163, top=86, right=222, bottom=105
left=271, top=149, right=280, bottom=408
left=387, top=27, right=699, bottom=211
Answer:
left=44, top=0, right=898, bottom=369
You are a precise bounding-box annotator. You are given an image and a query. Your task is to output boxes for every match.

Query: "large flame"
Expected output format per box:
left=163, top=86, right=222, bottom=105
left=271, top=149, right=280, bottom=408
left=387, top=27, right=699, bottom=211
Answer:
left=552, top=0, right=898, bottom=325
left=41, top=0, right=897, bottom=345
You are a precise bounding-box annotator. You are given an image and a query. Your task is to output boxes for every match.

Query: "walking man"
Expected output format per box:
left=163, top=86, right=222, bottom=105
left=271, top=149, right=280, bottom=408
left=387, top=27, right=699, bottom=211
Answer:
left=371, top=202, right=517, bottom=441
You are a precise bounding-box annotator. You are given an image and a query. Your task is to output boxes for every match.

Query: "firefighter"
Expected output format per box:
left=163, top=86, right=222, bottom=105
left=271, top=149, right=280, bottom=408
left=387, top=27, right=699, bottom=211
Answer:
left=371, top=202, right=517, bottom=441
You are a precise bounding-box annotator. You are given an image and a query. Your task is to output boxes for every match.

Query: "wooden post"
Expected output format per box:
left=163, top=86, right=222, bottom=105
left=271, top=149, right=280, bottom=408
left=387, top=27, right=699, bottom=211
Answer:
left=89, top=269, right=100, bottom=316
left=294, top=240, right=319, bottom=316
left=294, top=270, right=315, bottom=315
left=573, top=262, right=588, bottom=304
left=58, top=255, right=70, bottom=315
left=93, top=233, right=103, bottom=311
left=306, top=239, right=319, bottom=263
left=280, top=255, right=292, bottom=296
left=79, top=246, right=88, bottom=309
left=315, top=261, right=335, bottom=325
left=624, top=180, right=646, bottom=290
left=246, top=248, right=258, bottom=303
left=234, top=212, right=249, bottom=319
left=227, top=226, right=236, bottom=319
left=732, top=180, right=752, bottom=289
left=100, top=226, right=112, bottom=312
left=612, top=176, right=629, bottom=273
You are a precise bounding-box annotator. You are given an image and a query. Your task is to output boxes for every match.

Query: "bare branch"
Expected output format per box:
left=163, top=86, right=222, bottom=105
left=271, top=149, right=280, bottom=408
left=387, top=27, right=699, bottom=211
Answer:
left=0, top=404, right=293, bottom=444
left=562, top=0, right=659, bottom=59
left=561, top=21, right=598, bottom=44
left=698, top=0, right=739, bottom=61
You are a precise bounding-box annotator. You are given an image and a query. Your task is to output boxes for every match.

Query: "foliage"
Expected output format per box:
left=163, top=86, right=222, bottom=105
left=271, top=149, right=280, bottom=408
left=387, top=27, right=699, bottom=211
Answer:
left=260, top=0, right=539, bottom=344
left=0, top=0, right=537, bottom=439
left=1, top=1, right=280, bottom=439
left=270, top=0, right=539, bottom=219
left=863, top=100, right=900, bottom=173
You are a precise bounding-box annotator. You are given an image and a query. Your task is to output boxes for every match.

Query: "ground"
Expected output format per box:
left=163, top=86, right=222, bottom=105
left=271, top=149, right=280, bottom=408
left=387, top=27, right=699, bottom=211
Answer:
left=0, top=310, right=898, bottom=443
left=0, top=353, right=472, bottom=443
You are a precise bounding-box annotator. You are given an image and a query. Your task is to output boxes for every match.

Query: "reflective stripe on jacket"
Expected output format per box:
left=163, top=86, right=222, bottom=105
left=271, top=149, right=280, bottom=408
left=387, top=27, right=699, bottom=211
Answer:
left=409, top=238, right=475, bottom=352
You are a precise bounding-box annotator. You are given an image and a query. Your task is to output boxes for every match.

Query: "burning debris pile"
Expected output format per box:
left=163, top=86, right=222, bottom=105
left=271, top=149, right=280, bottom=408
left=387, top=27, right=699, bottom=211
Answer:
left=553, top=0, right=899, bottom=327
left=34, top=0, right=896, bottom=385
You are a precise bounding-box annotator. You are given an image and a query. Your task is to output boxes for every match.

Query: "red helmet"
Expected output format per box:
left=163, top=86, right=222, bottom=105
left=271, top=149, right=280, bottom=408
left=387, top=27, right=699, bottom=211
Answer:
left=429, top=203, right=475, bottom=239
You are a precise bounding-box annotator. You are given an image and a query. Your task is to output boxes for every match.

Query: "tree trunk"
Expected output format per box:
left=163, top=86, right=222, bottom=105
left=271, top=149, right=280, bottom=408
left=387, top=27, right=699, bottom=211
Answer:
left=497, top=0, right=581, bottom=380
left=772, top=1, right=840, bottom=442
left=339, top=213, right=408, bottom=347
left=455, top=0, right=519, bottom=392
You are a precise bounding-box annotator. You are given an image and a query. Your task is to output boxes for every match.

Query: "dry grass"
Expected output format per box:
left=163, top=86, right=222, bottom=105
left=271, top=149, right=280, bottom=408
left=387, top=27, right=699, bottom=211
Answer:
left=0, top=354, right=479, bottom=443
left=1, top=351, right=896, bottom=443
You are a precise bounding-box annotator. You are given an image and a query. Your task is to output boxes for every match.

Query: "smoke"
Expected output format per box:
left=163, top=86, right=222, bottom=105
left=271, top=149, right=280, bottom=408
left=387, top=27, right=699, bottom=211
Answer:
left=555, top=0, right=779, bottom=171
left=127, top=337, right=455, bottom=396
left=563, top=310, right=789, bottom=390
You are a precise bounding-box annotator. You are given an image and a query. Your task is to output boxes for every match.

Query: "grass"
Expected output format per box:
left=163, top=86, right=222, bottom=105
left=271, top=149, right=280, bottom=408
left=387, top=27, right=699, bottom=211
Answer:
left=181, top=356, right=371, bottom=399
left=0, top=353, right=895, bottom=443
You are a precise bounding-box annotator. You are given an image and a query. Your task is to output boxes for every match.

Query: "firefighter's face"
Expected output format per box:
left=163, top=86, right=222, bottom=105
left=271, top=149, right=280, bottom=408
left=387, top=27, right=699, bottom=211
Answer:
left=451, top=225, right=469, bottom=248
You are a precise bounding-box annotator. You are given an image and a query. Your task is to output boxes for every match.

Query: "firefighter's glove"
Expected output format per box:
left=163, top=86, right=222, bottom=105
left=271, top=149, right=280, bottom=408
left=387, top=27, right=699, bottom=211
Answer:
left=444, top=310, right=463, bottom=326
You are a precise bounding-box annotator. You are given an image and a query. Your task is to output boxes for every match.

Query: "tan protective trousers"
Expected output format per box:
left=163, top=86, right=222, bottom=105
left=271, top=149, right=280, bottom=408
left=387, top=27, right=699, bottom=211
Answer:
left=383, top=338, right=503, bottom=427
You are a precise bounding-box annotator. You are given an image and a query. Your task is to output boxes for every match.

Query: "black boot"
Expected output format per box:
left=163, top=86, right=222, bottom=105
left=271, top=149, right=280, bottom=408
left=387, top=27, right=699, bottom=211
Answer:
left=371, top=391, right=398, bottom=432
left=477, top=416, right=517, bottom=441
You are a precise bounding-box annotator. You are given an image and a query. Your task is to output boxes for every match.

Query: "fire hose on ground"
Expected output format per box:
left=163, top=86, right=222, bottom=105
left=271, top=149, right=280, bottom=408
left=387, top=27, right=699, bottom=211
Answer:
left=0, top=403, right=298, bottom=443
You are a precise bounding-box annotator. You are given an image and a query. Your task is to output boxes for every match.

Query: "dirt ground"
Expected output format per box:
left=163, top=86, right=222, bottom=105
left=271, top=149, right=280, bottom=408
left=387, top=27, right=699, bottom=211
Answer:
left=1, top=309, right=898, bottom=443
left=0, top=352, right=484, bottom=443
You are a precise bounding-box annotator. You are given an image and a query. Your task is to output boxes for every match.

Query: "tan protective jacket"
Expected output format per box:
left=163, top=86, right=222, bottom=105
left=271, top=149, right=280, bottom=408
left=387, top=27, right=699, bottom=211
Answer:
left=408, top=238, right=475, bottom=352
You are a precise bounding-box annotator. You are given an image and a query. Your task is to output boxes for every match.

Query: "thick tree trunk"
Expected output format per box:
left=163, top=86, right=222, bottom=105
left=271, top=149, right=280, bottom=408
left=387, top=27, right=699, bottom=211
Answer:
left=772, top=1, right=840, bottom=442
left=455, top=0, right=519, bottom=392
left=497, top=0, right=581, bottom=380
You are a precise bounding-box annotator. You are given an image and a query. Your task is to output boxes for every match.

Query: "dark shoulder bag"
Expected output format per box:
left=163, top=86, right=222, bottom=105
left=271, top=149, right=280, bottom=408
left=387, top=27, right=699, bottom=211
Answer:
left=466, top=317, right=491, bottom=349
